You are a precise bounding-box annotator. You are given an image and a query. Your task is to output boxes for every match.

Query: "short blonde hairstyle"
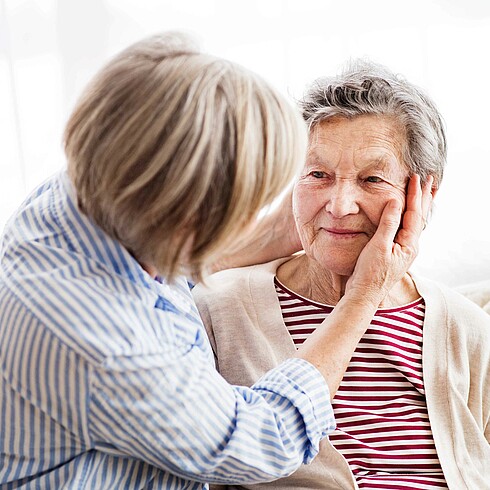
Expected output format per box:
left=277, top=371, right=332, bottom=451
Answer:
left=65, top=32, right=307, bottom=280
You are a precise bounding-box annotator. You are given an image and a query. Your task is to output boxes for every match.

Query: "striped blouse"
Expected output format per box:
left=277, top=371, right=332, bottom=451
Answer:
left=275, top=277, right=448, bottom=489
left=0, top=171, right=335, bottom=489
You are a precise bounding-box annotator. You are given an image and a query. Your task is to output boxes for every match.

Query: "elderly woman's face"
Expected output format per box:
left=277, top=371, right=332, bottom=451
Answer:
left=293, top=115, right=409, bottom=276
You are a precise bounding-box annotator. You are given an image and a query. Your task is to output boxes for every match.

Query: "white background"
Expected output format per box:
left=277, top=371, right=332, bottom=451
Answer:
left=1, top=0, right=489, bottom=286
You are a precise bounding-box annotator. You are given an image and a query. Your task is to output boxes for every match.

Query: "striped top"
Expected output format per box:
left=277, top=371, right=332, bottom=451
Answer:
left=0, top=171, right=334, bottom=490
left=275, top=277, right=448, bottom=489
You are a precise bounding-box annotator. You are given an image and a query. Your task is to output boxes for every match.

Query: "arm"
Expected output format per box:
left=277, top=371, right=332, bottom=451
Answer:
left=296, top=175, right=433, bottom=398
left=213, top=188, right=301, bottom=272
left=89, top=349, right=333, bottom=485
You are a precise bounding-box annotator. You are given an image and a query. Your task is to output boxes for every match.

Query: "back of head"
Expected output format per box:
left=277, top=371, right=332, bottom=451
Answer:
left=65, top=32, right=307, bottom=280
left=300, top=59, right=447, bottom=186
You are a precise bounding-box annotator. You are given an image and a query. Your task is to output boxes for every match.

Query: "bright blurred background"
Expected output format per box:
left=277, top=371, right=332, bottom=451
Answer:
left=1, top=0, right=489, bottom=286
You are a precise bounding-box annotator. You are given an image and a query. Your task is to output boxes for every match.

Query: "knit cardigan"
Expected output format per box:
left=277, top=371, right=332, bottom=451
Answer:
left=193, top=258, right=490, bottom=490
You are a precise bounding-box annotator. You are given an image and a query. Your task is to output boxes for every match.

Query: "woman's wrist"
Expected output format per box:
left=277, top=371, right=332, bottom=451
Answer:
left=340, top=287, right=384, bottom=313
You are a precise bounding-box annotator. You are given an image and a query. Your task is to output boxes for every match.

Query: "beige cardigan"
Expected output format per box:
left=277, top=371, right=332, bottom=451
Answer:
left=193, top=258, right=490, bottom=490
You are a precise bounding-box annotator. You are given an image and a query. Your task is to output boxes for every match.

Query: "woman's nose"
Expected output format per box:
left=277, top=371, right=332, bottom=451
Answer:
left=324, top=180, right=359, bottom=218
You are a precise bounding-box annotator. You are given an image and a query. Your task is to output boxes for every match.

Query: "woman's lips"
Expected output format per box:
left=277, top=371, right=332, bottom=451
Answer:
left=324, top=228, right=364, bottom=238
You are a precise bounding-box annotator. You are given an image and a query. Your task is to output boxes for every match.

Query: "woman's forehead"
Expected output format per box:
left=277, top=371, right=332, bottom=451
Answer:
left=309, top=114, right=405, bottom=143
left=307, top=115, right=407, bottom=170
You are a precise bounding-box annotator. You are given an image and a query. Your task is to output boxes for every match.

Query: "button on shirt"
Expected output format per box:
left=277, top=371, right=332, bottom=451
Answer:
left=0, top=171, right=334, bottom=489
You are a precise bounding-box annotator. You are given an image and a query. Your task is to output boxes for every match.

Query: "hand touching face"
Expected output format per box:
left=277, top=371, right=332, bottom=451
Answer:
left=293, top=115, right=409, bottom=276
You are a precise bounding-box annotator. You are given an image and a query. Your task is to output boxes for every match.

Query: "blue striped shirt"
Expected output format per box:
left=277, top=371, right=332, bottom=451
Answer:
left=0, top=171, right=334, bottom=489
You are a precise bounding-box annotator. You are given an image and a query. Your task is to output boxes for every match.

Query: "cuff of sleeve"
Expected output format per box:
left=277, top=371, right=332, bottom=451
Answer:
left=252, top=357, right=335, bottom=464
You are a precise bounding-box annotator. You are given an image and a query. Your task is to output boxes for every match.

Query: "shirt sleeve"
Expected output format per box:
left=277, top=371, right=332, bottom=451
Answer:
left=88, top=343, right=334, bottom=485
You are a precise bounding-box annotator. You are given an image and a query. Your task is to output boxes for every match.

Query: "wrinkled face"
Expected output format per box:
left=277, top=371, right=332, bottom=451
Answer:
left=293, top=114, right=409, bottom=276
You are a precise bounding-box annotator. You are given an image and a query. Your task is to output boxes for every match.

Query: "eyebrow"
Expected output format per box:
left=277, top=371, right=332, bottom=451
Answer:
left=363, top=158, right=393, bottom=171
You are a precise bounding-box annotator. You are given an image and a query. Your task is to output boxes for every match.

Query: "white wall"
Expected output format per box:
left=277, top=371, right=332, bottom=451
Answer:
left=1, top=0, right=489, bottom=286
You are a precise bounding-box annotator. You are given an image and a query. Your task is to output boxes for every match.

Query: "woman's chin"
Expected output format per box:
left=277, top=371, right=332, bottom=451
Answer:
left=330, top=264, right=356, bottom=277
left=308, top=255, right=358, bottom=278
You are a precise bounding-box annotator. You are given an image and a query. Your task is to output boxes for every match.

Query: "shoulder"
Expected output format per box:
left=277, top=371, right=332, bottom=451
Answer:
left=455, top=279, right=490, bottom=314
left=193, top=258, right=286, bottom=304
left=413, top=274, right=490, bottom=339
left=3, top=255, right=195, bottom=366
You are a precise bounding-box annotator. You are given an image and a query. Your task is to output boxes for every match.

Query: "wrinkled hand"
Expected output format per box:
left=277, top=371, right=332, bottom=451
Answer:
left=346, top=175, right=433, bottom=307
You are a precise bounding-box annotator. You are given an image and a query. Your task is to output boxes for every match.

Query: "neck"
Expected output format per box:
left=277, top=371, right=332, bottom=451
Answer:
left=277, top=253, right=418, bottom=308
left=277, top=254, right=347, bottom=305
left=140, top=262, right=159, bottom=279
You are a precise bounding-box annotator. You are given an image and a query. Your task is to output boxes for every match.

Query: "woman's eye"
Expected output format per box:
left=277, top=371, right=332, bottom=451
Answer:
left=310, top=171, right=328, bottom=179
left=365, top=176, right=383, bottom=183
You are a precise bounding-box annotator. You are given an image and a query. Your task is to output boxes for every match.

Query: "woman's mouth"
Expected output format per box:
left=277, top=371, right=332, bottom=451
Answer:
left=324, top=228, right=364, bottom=238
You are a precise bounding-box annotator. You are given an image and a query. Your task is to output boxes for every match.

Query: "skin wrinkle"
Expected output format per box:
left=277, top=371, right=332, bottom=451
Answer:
left=279, top=115, right=422, bottom=308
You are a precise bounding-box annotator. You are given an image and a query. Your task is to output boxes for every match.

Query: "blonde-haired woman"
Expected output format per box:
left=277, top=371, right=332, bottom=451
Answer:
left=0, top=33, right=430, bottom=489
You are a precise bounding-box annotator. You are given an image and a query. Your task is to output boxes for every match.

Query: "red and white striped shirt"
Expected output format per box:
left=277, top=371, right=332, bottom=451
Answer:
left=275, top=277, right=448, bottom=489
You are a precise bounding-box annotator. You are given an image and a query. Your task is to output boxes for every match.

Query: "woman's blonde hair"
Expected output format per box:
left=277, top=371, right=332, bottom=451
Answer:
left=65, top=32, right=307, bottom=280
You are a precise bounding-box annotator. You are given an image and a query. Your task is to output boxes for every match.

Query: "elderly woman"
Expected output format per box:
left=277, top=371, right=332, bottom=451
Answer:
left=193, top=61, right=490, bottom=490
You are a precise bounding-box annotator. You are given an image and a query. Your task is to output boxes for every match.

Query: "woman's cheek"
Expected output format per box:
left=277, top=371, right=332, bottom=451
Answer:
left=292, top=185, right=316, bottom=224
left=291, top=189, right=301, bottom=226
left=391, top=186, right=407, bottom=211
left=292, top=187, right=321, bottom=248
left=369, top=187, right=406, bottom=225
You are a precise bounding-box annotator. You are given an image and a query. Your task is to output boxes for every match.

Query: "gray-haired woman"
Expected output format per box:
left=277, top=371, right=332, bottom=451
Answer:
left=0, top=37, right=430, bottom=490
left=194, top=61, right=490, bottom=490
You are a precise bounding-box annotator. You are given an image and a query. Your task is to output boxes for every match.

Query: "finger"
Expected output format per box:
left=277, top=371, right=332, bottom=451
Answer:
left=403, top=174, right=433, bottom=234
left=421, top=175, right=434, bottom=220
left=399, top=174, right=424, bottom=241
left=371, top=199, right=403, bottom=249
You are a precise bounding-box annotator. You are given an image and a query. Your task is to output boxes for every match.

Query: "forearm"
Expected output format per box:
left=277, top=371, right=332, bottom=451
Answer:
left=213, top=192, right=301, bottom=272
left=92, top=351, right=333, bottom=485
left=296, top=293, right=379, bottom=399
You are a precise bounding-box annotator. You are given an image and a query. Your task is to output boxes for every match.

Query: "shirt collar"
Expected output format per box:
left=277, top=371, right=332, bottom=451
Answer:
left=57, top=170, right=165, bottom=294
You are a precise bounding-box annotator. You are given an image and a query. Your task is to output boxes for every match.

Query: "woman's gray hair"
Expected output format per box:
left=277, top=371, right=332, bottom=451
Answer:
left=300, top=60, right=447, bottom=186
